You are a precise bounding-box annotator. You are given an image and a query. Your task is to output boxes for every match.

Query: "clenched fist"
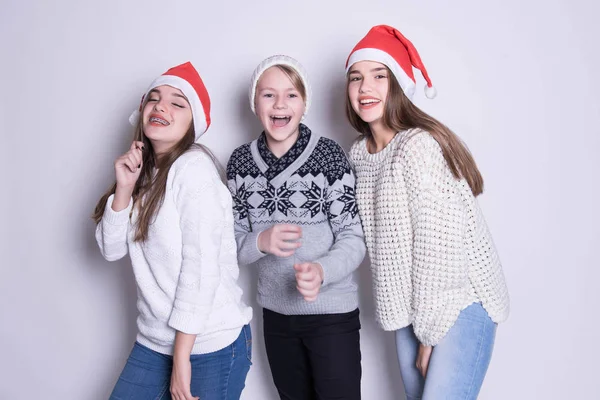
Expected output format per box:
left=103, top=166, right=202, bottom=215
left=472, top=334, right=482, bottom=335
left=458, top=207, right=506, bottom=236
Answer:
left=294, top=262, right=324, bottom=302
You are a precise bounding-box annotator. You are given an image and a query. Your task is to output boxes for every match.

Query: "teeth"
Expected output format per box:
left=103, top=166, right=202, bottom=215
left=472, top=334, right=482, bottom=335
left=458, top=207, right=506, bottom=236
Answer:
left=150, top=117, right=169, bottom=125
left=360, top=99, right=380, bottom=105
left=271, top=116, right=290, bottom=119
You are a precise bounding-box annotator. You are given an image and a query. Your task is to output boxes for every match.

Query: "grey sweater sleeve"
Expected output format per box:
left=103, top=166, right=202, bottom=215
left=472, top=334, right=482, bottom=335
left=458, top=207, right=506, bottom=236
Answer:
left=226, top=153, right=266, bottom=266
left=314, top=143, right=366, bottom=286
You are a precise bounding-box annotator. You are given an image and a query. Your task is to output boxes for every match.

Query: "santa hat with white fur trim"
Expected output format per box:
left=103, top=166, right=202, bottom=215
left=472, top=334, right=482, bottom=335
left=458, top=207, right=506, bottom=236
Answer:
left=249, top=55, right=312, bottom=117
left=129, top=62, right=211, bottom=141
left=346, top=25, right=437, bottom=101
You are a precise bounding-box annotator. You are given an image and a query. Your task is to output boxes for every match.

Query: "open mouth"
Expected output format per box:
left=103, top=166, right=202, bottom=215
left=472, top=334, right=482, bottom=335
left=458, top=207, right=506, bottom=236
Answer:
left=359, top=98, right=381, bottom=109
left=270, top=115, right=291, bottom=128
left=149, top=116, right=170, bottom=126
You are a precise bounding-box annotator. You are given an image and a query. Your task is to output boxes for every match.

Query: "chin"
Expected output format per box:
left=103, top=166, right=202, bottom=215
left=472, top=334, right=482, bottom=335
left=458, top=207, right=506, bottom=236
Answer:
left=356, top=110, right=383, bottom=125
left=265, top=127, right=297, bottom=143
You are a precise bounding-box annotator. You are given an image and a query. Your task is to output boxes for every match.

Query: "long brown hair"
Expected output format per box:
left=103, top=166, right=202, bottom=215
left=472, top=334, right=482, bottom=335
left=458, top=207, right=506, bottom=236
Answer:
left=345, top=68, right=484, bottom=196
left=92, top=97, right=224, bottom=242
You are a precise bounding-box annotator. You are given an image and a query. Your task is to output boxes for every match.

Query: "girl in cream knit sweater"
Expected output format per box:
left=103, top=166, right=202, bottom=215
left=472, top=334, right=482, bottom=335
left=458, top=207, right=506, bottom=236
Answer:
left=344, top=25, right=510, bottom=400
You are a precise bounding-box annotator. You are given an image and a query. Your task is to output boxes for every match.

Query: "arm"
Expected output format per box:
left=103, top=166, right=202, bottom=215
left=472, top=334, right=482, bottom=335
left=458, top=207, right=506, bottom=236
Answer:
left=314, top=144, right=366, bottom=286
left=95, top=194, right=132, bottom=262
left=226, top=155, right=267, bottom=266
left=167, top=154, right=223, bottom=335
left=95, top=141, right=144, bottom=261
left=404, top=133, right=469, bottom=346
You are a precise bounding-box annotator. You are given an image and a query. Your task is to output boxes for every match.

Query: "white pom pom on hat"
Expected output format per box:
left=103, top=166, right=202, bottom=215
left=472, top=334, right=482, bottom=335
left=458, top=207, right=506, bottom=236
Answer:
left=345, top=25, right=437, bottom=101
left=129, top=62, right=211, bottom=142
left=249, top=55, right=312, bottom=117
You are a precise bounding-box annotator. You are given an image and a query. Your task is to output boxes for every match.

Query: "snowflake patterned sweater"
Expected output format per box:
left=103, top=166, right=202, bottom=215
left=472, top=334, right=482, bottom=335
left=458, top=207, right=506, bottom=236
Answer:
left=227, top=124, right=366, bottom=315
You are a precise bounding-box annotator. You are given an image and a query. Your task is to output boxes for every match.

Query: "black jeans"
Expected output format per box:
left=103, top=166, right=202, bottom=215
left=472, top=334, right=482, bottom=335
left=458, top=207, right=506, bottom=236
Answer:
left=263, top=308, right=362, bottom=400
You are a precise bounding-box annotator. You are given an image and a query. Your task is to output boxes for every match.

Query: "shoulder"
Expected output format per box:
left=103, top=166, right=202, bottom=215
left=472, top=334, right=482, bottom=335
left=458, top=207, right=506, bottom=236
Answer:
left=171, top=149, right=220, bottom=184
left=398, top=129, right=442, bottom=160
left=349, top=136, right=366, bottom=160
left=226, top=142, right=254, bottom=179
left=315, top=137, right=349, bottom=161
left=312, top=137, right=353, bottom=184
left=228, top=142, right=253, bottom=162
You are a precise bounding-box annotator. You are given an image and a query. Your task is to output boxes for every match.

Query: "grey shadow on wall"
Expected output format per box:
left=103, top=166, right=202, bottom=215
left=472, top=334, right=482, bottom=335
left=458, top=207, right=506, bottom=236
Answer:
left=83, top=121, right=141, bottom=398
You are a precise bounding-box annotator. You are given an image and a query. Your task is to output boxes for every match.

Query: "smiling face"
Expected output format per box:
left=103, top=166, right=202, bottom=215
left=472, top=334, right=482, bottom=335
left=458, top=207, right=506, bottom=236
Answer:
left=141, top=85, right=193, bottom=154
left=347, top=60, right=391, bottom=126
left=254, top=66, right=306, bottom=157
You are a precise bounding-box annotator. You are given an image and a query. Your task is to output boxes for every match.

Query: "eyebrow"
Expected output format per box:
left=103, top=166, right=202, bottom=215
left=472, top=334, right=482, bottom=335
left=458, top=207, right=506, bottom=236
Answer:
left=258, top=87, right=298, bottom=92
left=148, top=88, right=190, bottom=104
left=349, top=67, right=388, bottom=74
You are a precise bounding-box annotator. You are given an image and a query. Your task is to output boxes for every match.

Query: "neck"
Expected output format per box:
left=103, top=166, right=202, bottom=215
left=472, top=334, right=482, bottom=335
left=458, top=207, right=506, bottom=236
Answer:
left=367, top=120, right=397, bottom=153
left=265, top=126, right=300, bottom=158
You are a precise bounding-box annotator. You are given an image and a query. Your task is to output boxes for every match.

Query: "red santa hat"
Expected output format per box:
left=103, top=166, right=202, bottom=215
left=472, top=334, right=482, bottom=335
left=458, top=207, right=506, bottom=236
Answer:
left=345, top=25, right=437, bottom=101
left=129, top=62, right=211, bottom=141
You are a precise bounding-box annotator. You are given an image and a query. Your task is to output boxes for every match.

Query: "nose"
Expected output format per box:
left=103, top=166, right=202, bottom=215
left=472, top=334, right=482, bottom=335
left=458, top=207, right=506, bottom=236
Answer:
left=274, top=95, right=287, bottom=110
left=153, top=98, right=167, bottom=113
left=359, top=77, right=372, bottom=94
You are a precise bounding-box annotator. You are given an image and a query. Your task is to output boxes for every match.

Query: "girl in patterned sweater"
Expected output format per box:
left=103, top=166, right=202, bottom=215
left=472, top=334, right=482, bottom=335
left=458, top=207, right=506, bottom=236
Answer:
left=93, top=62, right=252, bottom=400
left=344, top=25, right=510, bottom=399
left=227, top=55, right=366, bottom=400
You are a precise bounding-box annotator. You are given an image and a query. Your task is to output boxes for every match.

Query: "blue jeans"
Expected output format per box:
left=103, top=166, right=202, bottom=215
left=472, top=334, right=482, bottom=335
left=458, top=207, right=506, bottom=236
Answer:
left=395, top=303, right=496, bottom=400
left=109, top=325, right=252, bottom=400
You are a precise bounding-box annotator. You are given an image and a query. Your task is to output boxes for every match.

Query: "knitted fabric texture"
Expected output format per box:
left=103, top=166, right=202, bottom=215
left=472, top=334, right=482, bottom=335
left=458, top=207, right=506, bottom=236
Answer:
left=96, top=151, right=253, bottom=355
left=227, top=124, right=366, bottom=315
left=349, top=129, right=509, bottom=346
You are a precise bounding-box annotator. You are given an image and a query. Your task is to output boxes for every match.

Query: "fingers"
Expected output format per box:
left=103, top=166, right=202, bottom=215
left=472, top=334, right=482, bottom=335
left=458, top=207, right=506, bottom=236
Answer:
left=130, top=140, right=145, bottom=151
left=278, top=231, right=303, bottom=242
left=276, top=224, right=302, bottom=234
left=170, top=389, right=196, bottom=400
left=295, top=263, right=322, bottom=302
left=271, top=248, right=297, bottom=258
left=117, top=154, right=138, bottom=173
left=127, top=152, right=140, bottom=170
left=297, top=285, right=319, bottom=302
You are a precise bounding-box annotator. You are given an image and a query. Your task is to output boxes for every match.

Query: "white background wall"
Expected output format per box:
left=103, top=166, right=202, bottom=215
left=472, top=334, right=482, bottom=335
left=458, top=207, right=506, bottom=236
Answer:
left=1, top=0, right=598, bottom=398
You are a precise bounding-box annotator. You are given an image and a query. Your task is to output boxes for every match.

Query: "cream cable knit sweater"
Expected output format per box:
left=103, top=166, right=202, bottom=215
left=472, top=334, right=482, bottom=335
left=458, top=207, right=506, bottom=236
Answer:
left=349, top=129, right=509, bottom=346
left=96, top=151, right=252, bottom=355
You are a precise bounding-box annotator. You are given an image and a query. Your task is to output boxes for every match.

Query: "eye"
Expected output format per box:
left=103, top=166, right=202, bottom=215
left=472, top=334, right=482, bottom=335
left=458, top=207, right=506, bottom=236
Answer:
left=375, top=74, right=387, bottom=79
left=288, top=93, right=298, bottom=98
left=349, top=76, right=361, bottom=82
left=148, top=97, right=158, bottom=102
left=263, top=93, right=274, bottom=98
left=172, top=103, right=184, bottom=108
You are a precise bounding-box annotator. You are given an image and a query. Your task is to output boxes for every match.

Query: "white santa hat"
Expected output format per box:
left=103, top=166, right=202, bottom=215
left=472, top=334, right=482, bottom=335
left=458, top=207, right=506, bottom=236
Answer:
left=129, top=61, right=211, bottom=141
left=345, top=25, right=437, bottom=101
left=248, top=55, right=312, bottom=117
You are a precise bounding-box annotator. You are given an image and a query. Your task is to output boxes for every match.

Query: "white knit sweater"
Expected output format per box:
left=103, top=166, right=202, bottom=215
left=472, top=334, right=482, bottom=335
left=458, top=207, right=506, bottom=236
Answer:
left=349, top=129, right=509, bottom=346
left=96, top=151, right=252, bottom=355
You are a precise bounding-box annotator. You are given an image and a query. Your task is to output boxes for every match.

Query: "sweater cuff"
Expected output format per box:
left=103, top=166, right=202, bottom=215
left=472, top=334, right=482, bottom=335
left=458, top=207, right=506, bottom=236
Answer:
left=243, top=230, right=268, bottom=265
left=103, top=195, right=133, bottom=225
left=314, top=256, right=341, bottom=287
left=168, top=309, right=205, bottom=335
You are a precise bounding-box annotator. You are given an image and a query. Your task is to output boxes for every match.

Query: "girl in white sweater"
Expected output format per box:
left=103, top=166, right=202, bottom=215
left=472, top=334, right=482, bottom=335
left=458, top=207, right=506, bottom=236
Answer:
left=93, top=62, right=253, bottom=400
left=344, top=25, right=510, bottom=399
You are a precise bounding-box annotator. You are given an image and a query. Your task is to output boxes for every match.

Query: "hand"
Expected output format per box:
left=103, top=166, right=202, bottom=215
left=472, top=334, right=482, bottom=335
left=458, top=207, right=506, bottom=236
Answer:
left=114, top=141, right=144, bottom=191
left=294, top=262, right=324, bottom=302
left=257, top=224, right=302, bottom=257
left=416, top=343, right=433, bottom=378
left=170, top=358, right=199, bottom=400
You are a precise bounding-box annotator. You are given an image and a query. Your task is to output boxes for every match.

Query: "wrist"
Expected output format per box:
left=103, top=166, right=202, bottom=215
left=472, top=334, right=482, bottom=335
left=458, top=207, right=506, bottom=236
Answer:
left=314, top=263, right=324, bottom=283
left=256, top=230, right=266, bottom=253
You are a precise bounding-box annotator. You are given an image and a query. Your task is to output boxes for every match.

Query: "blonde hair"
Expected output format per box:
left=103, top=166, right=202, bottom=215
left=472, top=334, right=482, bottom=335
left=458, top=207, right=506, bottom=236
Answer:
left=255, top=65, right=307, bottom=104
